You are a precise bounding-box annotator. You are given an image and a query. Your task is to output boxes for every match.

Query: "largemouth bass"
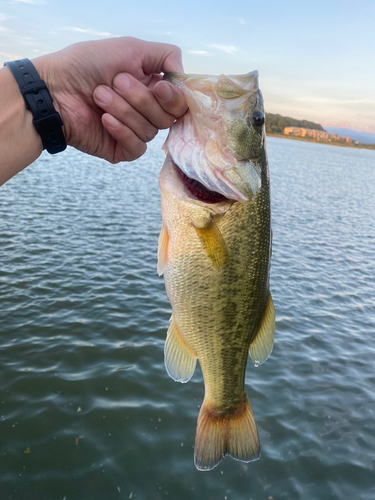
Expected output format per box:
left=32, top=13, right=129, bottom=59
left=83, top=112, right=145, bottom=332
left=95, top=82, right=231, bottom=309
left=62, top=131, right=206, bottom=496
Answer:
left=157, top=71, right=275, bottom=471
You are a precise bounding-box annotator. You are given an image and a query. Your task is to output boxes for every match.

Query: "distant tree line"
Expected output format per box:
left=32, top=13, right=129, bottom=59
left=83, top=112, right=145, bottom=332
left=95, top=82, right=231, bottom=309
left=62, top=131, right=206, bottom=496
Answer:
left=265, top=113, right=325, bottom=134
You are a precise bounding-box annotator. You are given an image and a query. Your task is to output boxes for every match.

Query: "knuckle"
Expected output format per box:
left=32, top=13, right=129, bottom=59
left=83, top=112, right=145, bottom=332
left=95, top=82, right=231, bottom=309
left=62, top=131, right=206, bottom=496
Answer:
left=132, top=92, right=149, bottom=110
left=119, top=107, right=132, bottom=121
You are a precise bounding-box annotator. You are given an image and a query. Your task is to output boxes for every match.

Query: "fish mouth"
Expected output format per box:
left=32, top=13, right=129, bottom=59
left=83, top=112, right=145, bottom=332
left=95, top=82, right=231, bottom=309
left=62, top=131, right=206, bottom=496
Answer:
left=175, top=164, right=229, bottom=204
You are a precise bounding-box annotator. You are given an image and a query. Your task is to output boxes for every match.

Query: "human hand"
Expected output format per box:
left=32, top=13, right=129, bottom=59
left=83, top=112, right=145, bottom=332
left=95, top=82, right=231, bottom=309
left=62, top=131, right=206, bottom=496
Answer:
left=33, top=37, right=188, bottom=163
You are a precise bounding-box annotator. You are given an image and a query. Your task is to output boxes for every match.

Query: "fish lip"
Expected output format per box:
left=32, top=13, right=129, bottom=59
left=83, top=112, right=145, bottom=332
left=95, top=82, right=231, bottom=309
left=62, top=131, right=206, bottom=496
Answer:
left=171, top=160, right=231, bottom=205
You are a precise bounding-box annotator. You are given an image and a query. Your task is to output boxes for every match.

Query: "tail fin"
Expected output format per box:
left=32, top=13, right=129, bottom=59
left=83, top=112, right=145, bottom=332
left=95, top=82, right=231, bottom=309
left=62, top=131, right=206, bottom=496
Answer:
left=194, top=392, right=260, bottom=471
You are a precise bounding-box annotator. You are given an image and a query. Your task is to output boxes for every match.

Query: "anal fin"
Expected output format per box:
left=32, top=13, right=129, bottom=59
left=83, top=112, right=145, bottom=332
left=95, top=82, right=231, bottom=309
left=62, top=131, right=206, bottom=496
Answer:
left=249, top=292, right=275, bottom=367
left=164, top=315, right=197, bottom=383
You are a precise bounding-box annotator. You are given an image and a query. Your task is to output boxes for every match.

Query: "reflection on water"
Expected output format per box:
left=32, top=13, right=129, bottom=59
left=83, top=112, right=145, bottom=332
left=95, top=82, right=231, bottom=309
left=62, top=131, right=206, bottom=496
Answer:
left=0, top=135, right=374, bottom=499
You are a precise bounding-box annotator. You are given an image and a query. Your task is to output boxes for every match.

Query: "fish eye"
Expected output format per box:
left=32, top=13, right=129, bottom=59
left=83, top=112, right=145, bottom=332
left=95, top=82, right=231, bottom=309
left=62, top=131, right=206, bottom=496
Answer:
left=251, top=111, right=265, bottom=128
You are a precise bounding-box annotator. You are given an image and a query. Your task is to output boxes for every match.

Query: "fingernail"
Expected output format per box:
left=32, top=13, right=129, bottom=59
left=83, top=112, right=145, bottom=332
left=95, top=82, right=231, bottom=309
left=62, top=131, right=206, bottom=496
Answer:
left=114, top=74, right=130, bottom=92
left=155, top=82, right=174, bottom=102
left=105, top=114, right=120, bottom=129
left=95, top=86, right=112, bottom=104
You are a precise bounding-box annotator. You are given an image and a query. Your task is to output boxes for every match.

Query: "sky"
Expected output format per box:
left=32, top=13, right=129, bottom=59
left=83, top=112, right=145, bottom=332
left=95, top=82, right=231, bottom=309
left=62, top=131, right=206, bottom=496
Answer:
left=0, top=0, right=374, bottom=133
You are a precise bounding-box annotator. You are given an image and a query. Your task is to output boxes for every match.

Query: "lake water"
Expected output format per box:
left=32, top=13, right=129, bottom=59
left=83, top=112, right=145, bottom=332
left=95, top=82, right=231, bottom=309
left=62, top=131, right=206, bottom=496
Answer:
left=0, top=135, right=374, bottom=500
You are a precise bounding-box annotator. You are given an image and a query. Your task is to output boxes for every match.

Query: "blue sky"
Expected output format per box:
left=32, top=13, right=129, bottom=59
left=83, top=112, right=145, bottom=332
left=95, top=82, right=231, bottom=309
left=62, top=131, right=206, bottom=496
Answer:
left=1, top=0, right=374, bottom=132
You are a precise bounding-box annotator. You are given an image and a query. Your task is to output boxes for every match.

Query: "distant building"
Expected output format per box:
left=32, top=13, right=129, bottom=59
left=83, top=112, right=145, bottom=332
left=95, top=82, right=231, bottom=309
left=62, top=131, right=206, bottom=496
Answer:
left=284, top=126, right=306, bottom=137
left=284, top=126, right=352, bottom=144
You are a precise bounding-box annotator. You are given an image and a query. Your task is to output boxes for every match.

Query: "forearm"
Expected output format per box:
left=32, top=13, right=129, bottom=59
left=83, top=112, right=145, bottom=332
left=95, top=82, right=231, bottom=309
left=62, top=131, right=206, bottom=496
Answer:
left=0, top=66, right=43, bottom=186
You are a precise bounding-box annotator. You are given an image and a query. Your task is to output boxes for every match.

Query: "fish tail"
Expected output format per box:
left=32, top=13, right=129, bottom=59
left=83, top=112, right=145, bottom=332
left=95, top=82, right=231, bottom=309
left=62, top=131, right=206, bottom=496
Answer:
left=194, top=392, right=260, bottom=471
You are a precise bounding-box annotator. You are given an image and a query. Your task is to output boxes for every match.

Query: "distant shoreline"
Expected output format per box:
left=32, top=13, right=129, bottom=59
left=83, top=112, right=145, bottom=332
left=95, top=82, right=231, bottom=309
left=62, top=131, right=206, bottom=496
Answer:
left=267, top=133, right=375, bottom=151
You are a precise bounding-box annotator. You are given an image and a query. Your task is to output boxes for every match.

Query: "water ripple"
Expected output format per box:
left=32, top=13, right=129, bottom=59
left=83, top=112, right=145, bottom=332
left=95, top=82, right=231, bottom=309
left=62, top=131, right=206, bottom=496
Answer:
left=0, top=136, right=375, bottom=499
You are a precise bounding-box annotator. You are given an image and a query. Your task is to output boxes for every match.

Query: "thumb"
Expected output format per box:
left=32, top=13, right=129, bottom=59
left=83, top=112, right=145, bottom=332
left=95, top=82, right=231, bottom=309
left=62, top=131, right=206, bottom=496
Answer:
left=136, top=39, right=184, bottom=75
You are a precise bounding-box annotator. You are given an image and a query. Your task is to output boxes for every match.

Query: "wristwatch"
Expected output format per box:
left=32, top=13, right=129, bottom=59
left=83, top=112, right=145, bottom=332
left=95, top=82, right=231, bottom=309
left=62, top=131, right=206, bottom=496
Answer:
left=4, top=58, right=67, bottom=154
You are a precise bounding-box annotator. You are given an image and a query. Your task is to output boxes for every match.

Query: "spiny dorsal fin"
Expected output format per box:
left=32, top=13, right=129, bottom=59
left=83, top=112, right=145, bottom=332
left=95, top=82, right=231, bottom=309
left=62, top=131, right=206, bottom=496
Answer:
left=249, top=292, right=275, bottom=367
left=164, top=315, right=197, bottom=383
left=194, top=220, right=229, bottom=267
left=157, top=224, right=169, bottom=276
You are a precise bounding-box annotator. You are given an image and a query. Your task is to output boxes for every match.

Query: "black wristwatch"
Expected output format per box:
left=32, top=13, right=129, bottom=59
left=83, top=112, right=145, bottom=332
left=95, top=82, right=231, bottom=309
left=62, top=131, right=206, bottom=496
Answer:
left=4, top=58, right=67, bottom=154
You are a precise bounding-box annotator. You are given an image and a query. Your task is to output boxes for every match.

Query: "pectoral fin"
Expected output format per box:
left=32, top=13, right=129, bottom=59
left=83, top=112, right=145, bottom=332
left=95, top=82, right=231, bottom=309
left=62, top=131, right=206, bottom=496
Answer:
left=194, top=220, right=229, bottom=267
left=164, top=315, right=197, bottom=383
left=157, top=224, right=169, bottom=276
left=249, top=292, right=275, bottom=367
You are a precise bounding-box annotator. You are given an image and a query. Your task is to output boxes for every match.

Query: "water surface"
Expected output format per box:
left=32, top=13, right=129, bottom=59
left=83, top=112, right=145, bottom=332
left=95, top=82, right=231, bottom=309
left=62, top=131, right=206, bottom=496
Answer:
left=1, top=135, right=374, bottom=499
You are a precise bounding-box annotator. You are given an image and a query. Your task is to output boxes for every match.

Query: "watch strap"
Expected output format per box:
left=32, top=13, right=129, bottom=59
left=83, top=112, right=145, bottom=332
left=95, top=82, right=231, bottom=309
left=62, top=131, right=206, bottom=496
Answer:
left=4, top=58, right=67, bottom=154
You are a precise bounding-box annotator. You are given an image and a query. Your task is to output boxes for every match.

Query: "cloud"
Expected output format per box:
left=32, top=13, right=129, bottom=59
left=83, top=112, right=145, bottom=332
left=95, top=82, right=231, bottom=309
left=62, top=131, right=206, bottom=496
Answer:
left=323, top=120, right=375, bottom=134
left=304, top=96, right=375, bottom=106
left=0, top=24, right=11, bottom=32
left=210, top=44, right=237, bottom=55
left=322, top=120, right=350, bottom=128
left=239, top=18, right=248, bottom=25
left=11, top=0, right=46, bottom=4
left=189, top=50, right=210, bottom=56
left=0, top=13, right=11, bottom=21
left=148, top=30, right=172, bottom=36
left=0, top=50, right=22, bottom=60
left=62, top=27, right=119, bottom=38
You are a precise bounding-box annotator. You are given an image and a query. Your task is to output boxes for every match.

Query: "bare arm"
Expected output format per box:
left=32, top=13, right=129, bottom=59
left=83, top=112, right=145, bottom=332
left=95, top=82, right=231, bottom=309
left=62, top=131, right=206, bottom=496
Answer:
left=0, top=66, right=43, bottom=185
left=0, top=36, right=188, bottom=186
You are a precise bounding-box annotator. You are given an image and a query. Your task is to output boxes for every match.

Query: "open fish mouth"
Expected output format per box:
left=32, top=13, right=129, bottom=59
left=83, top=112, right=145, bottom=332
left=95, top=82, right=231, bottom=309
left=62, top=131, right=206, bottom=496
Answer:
left=162, top=71, right=265, bottom=203
left=175, top=163, right=229, bottom=204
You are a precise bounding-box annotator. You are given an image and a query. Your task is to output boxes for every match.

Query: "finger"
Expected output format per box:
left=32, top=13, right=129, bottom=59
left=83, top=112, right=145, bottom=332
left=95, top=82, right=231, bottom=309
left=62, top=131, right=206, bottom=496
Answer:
left=153, top=80, right=188, bottom=119
left=101, top=113, right=147, bottom=163
left=94, top=85, right=158, bottom=143
left=113, top=73, right=176, bottom=129
left=135, top=39, right=184, bottom=74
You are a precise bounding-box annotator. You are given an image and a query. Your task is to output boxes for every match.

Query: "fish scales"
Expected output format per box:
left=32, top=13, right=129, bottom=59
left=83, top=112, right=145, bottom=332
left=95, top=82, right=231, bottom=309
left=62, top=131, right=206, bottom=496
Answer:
left=163, top=174, right=270, bottom=406
left=158, top=71, right=275, bottom=471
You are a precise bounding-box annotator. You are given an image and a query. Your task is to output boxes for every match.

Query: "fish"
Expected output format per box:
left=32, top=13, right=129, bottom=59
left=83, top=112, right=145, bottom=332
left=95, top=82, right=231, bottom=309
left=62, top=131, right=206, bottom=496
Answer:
left=157, top=71, right=275, bottom=471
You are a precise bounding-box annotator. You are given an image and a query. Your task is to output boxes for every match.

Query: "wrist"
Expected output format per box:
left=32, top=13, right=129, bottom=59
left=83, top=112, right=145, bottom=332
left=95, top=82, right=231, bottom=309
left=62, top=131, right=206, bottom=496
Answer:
left=4, top=58, right=67, bottom=154
left=32, top=53, right=71, bottom=145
